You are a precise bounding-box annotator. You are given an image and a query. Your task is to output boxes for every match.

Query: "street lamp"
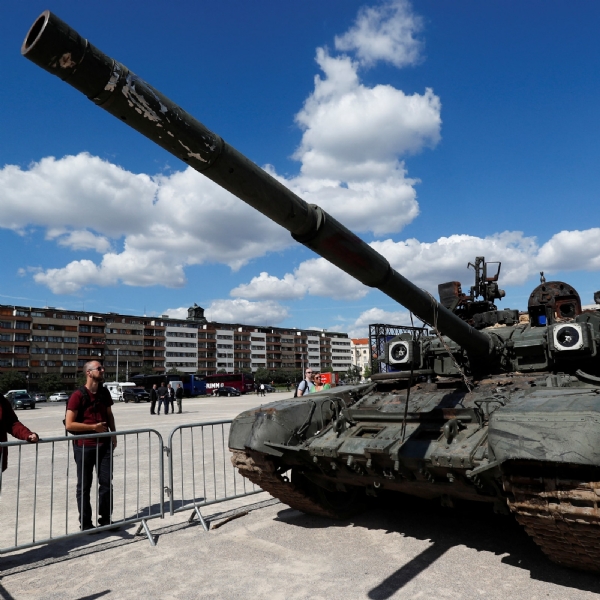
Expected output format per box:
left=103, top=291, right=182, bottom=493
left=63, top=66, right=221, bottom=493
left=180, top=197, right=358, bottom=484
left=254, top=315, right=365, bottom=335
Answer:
left=116, top=347, right=120, bottom=382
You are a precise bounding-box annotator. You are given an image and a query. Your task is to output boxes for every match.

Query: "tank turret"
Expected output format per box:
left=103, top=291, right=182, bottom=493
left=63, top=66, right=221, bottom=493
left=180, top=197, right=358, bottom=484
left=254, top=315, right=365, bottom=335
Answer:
left=23, top=11, right=600, bottom=573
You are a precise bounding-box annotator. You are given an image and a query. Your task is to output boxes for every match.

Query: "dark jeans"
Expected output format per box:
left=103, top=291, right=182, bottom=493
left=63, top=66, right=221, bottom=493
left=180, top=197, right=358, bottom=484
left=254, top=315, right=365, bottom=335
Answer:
left=73, top=442, right=113, bottom=529
left=150, top=399, right=157, bottom=414
left=162, top=398, right=170, bottom=414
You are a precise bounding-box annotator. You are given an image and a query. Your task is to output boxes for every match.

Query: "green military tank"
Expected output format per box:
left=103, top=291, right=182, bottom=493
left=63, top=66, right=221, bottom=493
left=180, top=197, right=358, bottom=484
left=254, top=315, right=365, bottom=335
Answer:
left=23, top=10, right=600, bottom=573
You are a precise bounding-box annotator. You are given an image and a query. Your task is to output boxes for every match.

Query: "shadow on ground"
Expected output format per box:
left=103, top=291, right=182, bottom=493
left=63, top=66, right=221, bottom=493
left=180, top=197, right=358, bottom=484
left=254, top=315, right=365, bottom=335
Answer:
left=274, top=493, right=600, bottom=598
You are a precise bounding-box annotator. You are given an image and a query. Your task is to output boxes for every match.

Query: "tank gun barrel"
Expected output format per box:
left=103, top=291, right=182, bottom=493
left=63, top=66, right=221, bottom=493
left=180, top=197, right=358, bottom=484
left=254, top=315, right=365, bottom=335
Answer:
left=22, top=11, right=492, bottom=357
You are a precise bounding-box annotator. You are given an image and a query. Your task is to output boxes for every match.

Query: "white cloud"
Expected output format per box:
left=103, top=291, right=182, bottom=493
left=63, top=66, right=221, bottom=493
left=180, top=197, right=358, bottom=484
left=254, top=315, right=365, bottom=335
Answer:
left=161, top=307, right=189, bottom=320
left=278, top=46, right=440, bottom=235
left=229, top=228, right=600, bottom=307
left=0, top=154, right=290, bottom=292
left=162, top=300, right=289, bottom=326
left=33, top=248, right=187, bottom=294
left=230, top=272, right=306, bottom=300
left=231, top=258, right=368, bottom=301
left=343, top=306, right=413, bottom=339
left=536, top=229, right=600, bottom=272
left=371, top=232, right=539, bottom=289
left=205, top=299, right=289, bottom=326
left=50, top=229, right=112, bottom=253
left=335, top=0, right=424, bottom=68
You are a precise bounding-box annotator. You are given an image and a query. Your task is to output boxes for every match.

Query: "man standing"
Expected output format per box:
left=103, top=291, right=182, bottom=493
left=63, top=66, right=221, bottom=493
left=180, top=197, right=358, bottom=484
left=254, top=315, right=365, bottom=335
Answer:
left=0, top=394, right=39, bottom=476
left=168, top=383, right=175, bottom=413
left=65, top=361, right=116, bottom=531
left=157, top=381, right=169, bottom=415
left=150, top=384, right=158, bottom=415
left=175, top=384, right=184, bottom=414
left=296, top=368, right=314, bottom=397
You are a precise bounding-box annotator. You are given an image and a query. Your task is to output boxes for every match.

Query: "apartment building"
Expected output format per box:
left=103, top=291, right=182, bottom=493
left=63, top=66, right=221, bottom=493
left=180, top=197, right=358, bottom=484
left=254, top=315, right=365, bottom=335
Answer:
left=0, top=303, right=351, bottom=389
left=351, top=338, right=371, bottom=375
left=164, top=321, right=198, bottom=374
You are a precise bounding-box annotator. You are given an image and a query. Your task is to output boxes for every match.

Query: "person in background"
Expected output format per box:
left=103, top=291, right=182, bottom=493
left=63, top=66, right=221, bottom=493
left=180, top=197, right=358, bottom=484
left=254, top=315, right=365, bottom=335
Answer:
left=312, top=374, right=331, bottom=393
left=168, top=383, right=175, bottom=413
left=150, top=384, right=158, bottom=415
left=157, top=381, right=168, bottom=415
left=65, top=360, right=116, bottom=531
left=296, top=369, right=314, bottom=397
left=175, top=384, right=184, bottom=414
left=0, top=394, right=39, bottom=477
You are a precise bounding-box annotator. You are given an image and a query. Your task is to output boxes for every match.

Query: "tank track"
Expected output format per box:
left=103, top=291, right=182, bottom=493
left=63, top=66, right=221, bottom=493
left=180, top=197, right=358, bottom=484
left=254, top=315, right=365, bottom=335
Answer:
left=504, top=474, right=600, bottom=572
left=231, top=449, right=344, bottom=519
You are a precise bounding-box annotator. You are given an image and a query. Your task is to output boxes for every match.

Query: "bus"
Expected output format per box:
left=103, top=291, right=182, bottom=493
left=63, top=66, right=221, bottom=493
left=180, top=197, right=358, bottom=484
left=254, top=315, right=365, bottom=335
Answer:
left=203, top=372, right=254, bottom=395
left=130, top=373, right=206, bottom=397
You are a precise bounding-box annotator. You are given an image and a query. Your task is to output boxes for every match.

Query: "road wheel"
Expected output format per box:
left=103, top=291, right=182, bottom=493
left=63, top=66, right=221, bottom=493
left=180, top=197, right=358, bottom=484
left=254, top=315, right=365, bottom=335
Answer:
left=291, top=470, right=366, bottom=519
left=228, top=393, right=232, bottom=397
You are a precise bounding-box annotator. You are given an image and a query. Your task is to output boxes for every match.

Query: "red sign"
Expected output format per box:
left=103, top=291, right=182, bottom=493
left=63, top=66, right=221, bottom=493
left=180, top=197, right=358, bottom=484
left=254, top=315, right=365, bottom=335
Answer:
left=319, top=372, right=338, bottom=386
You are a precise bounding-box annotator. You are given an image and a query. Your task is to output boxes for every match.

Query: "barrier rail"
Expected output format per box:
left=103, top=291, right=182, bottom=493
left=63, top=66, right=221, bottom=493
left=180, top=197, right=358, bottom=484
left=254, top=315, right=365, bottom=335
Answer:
left=167, top=420, right=263, bottom=529
left=0, top=420, right=267, bottom=555
left=0, top=428, right=165, bottom=553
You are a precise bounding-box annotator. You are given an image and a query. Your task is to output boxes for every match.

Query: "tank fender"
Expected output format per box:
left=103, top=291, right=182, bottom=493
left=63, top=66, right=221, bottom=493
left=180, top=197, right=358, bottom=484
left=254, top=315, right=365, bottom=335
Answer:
left=488, top=393, right=600, bottom=466
left=228, top=398, right=335, bottom=456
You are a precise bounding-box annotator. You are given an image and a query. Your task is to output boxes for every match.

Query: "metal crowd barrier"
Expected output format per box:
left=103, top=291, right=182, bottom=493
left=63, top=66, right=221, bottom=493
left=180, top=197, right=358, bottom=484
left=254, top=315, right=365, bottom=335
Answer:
left=0, top=429, right=164, bottom=553
left=167, top=420, right=263, bottom=530
left=0, top=420, right=267, bottom=555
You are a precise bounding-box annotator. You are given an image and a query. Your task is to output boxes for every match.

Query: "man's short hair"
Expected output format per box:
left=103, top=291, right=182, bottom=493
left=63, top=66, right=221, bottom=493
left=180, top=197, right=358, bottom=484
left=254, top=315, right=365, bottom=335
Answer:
left=84, top=360, right=100, bottom=373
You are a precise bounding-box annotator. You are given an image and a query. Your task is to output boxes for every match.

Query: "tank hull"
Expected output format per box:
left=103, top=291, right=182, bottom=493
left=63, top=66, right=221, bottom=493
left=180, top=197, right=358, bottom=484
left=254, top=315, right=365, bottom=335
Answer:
left=229, top=374, right=600, bottom=572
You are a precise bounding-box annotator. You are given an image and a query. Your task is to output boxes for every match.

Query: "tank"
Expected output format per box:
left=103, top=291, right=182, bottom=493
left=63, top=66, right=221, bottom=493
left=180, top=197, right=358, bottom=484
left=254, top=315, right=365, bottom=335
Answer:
left=22, top=11, right=600, bottom=572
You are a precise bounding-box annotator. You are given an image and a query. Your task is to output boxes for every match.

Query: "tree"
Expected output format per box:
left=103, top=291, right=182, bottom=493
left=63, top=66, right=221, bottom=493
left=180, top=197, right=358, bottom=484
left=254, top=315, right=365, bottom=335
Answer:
left=363, top=365, right=372, bottom=380
left=139, top=363, right=155, bottom=376
left=167, top=366, right=184, bottom=376
left=39, top=373, right=64, bottom=395
left=345, top=365, right=361, bottom=382
left=0, top=371, right=27, bottom=395
left=253, top=367, right=269, bottom=383
left=217, top=368, right=227, bottom=374
left=76, top=372, right=87, bottom=388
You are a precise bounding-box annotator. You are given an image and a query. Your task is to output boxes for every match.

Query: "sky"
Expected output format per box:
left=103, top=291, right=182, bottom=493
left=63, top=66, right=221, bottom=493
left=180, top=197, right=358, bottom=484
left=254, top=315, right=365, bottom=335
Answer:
left=2, top=0, right=600, bottom=338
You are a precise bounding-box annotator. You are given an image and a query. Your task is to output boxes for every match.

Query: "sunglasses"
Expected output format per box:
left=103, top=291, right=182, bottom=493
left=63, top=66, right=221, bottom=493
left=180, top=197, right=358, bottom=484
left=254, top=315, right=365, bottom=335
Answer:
left=88, top=366, right=105, bottom=372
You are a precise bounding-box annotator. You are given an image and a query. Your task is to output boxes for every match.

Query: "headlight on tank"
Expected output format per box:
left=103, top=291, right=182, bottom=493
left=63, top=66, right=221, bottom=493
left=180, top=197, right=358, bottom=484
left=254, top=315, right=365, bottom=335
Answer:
left=387, top=340, right=413, bottom=365
left=550, top=322, right=595, bottom=355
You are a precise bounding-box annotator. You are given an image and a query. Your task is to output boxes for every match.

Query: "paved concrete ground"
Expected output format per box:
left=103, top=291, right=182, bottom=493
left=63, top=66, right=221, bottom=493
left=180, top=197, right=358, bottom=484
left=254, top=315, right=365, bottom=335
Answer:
left=1, top=393, right=600, bottom=599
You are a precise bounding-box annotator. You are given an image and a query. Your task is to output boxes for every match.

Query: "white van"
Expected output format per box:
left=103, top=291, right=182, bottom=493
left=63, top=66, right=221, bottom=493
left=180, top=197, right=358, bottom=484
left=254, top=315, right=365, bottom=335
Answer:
left=104, top=382, right=136, bottom=403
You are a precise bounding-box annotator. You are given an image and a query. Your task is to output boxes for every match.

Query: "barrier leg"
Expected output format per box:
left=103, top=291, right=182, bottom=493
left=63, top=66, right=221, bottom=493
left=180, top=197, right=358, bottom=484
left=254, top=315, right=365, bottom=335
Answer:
left=135, top=518, right=156, bottom=546
left=188, top=506, right=209, bottom=531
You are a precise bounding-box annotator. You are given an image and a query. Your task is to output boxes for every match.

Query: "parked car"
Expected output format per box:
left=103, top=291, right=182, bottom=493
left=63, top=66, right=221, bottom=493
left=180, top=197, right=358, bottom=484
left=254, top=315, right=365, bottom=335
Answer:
left=11, top=393, right=35, bottom=410
left=49, top=391, right=69, bottom=402
left=5, top=389, right=28, bottom=400
left=215, top=386, right=241, bottom=397
left=123, top=386, right=151, bottom=403
left=33, top=393, right=47, bottom=403
left=263, top=384, right=276, bottom=393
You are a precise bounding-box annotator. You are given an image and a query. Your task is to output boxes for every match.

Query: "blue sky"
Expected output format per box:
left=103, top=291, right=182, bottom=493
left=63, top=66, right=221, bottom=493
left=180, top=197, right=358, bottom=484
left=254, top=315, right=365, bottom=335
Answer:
left=2, top=1, right=600, bottom=337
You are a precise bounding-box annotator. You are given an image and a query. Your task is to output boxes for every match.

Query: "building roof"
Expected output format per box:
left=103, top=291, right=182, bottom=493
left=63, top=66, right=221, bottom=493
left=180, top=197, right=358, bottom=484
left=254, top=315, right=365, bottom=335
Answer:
left=351, top=338, right=369, bottom=345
